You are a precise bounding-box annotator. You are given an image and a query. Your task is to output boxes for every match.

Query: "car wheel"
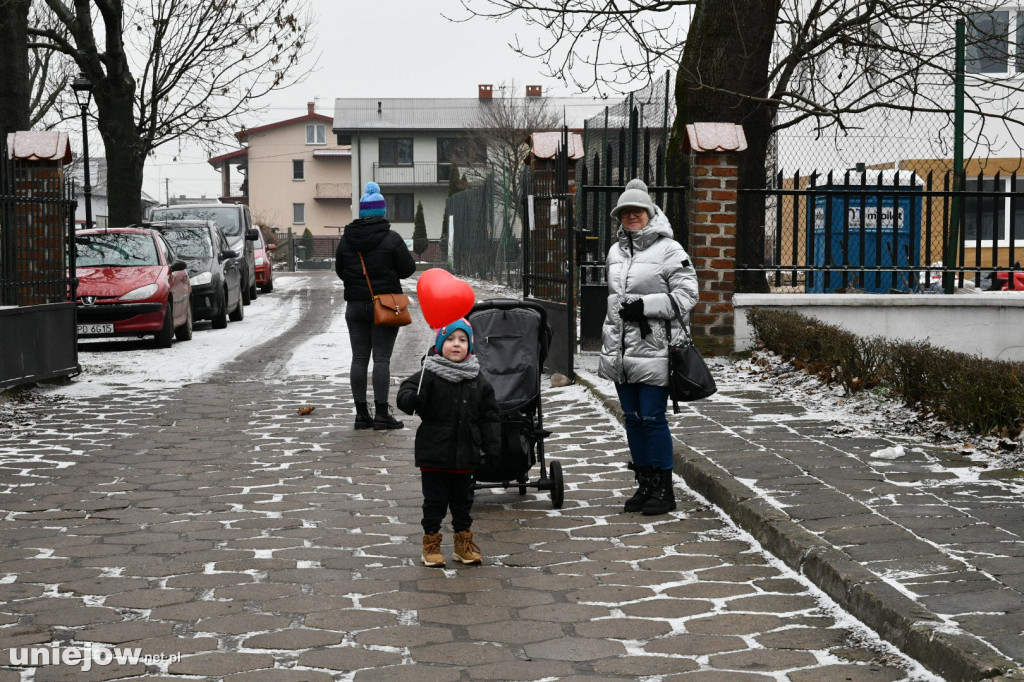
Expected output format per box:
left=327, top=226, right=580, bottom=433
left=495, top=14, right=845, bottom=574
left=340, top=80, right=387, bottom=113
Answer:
left=155, top=300, right=174, bottom=348
left=261, top=273, right=273, bottom=294
left=175, top=301, right=193, bottom=341
left=249, top=279, right=258, bottom=301
left=229, top=289, right=244, bottom=321
left=211, top=286, right=228, bottom=329
left=242, top=271, right=251, bottom=306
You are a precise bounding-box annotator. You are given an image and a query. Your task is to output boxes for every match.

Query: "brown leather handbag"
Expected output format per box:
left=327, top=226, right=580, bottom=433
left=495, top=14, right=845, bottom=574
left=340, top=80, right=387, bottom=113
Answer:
left=358, top=252, right=411, bottom=327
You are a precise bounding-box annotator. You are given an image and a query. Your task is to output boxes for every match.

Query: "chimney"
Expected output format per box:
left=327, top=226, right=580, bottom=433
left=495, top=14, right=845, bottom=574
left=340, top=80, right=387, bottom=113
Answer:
left=307, top=102, right=315, bottom=115
left=526, top=85, right=542, bottom=97
left=478, top=84, right=493, bottom=100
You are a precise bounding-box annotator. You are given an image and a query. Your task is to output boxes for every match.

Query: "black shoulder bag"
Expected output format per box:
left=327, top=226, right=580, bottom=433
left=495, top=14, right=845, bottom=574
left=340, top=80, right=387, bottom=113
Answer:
left=666, top=296, right=717, bottom=413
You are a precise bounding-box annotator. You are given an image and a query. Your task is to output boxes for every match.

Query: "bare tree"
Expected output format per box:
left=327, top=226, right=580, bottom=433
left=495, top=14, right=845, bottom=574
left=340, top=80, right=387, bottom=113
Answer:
left=0, top=0, right=31, bottom=133
left=474, top=80, right=559, bottom=233
left=28, top=0, right=313, bottom=225
left=455, top=1, right=1024, bottom=290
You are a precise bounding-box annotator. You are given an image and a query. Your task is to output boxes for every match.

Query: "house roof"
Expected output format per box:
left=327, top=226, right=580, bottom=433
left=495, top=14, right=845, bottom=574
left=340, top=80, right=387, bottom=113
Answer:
left=236, top=112, right=332, bottom=142
left=332, top=97, right=608, bottom=131
left=209, top=147, right=248, bottom=165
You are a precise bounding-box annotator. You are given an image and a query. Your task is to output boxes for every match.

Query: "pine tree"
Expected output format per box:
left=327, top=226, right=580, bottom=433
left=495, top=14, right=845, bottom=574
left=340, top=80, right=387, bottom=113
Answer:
left=412, top=201, right=428, bottom=257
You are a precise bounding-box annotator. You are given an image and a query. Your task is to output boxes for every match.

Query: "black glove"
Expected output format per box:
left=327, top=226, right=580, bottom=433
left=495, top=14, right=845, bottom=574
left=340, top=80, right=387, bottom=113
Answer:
left=619, top=298, right=644, bottom=321
left=619, top=298, right=652, bottom=338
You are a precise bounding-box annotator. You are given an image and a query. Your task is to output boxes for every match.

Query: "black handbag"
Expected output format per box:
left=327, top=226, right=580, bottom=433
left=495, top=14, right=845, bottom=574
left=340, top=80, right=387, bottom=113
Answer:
left=666, top=297, right=717, bottom=413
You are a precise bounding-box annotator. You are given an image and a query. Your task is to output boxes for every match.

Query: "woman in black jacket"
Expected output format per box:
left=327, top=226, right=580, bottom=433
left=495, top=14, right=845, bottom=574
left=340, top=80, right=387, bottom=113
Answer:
left=335, top=182, right=417, bottom=430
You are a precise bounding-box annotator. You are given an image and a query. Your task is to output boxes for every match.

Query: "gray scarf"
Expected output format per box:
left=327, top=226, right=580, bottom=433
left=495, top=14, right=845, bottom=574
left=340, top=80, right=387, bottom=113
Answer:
left=424, top=354, right=480, bottom=382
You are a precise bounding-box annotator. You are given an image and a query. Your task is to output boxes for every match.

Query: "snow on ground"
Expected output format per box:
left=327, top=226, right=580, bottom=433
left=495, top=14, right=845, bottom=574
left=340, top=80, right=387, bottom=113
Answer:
left=43, top=273, right=315, bottom=399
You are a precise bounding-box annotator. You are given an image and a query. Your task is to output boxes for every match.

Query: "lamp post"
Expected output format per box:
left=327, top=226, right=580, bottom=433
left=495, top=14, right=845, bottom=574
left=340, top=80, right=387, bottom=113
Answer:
left=71, top=73, right=93, bottom=230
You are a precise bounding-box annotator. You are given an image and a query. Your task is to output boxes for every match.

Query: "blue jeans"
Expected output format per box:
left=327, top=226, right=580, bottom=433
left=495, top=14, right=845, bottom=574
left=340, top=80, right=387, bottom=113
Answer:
left=615, top=382, right=673, bottom=470
left=345, top=300, right=399, bottom=404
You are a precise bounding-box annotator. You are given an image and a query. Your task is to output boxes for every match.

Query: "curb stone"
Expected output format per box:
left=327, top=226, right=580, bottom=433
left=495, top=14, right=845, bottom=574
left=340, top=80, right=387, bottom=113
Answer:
left=574, top=372, right=1022, bottom=682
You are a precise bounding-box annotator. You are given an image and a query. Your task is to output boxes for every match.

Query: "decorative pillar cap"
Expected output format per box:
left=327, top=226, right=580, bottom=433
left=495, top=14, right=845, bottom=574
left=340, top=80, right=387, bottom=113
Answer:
left=684, top=123, right=747, bottom=153
left=6, top=131, right=73, bottom=163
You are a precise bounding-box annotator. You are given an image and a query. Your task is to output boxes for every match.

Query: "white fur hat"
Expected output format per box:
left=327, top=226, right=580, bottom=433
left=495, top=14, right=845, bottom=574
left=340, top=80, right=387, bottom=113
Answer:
left=610, top=179, right=656, bottom=220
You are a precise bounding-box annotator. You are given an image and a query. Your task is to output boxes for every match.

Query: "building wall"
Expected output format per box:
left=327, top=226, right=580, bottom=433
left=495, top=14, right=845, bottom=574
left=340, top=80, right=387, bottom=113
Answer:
left=350, top=132, right=451, bottom=241
left=246, top=122, right=352, bottom=236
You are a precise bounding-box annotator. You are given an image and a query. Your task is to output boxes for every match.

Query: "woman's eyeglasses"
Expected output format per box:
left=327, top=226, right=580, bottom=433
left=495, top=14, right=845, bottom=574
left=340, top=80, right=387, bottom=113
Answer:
left=619, top=208, right=647, bottom=219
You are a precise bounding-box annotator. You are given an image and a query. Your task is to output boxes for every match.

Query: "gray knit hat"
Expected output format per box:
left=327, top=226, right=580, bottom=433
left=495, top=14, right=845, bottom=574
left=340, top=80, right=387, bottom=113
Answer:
left=610, top=179, right=656, bottom=220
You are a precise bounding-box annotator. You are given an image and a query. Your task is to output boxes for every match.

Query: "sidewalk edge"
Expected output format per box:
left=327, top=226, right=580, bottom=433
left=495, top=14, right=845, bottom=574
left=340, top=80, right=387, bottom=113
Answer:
left=575, top=372, right=1018, bottom=681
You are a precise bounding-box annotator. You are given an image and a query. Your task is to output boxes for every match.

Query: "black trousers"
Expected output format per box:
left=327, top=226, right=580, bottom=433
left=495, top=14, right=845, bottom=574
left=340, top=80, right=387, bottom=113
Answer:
left=421, top=470, right=474, bottom=534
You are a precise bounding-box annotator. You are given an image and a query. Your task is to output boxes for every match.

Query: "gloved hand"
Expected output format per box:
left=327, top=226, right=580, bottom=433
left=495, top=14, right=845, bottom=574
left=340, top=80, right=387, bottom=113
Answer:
left=619, top=298, right=645, bottom=322
left=619, top=298, right=652, bottom=338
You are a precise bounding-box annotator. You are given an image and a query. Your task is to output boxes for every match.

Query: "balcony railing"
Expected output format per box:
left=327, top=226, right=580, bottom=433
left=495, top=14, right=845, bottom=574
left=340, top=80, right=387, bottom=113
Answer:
left=372, top=163, right=456, bottom=186
left=315, top=182, right=351, bottom=199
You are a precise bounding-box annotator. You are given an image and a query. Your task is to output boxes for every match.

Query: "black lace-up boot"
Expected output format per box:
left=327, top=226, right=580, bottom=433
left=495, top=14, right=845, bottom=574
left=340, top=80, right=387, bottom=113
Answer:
left=623, top=463, right=654, bottom=512
left=373, top=402, right=403, bottom=430
left=641, top=469, right=677, bottom=516
left=354, top=402, right=373, bottom=430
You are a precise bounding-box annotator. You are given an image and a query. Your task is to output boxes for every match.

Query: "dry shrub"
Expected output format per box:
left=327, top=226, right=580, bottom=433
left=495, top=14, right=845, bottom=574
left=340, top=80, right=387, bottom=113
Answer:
left=746, top=308, right=1024, bottom=437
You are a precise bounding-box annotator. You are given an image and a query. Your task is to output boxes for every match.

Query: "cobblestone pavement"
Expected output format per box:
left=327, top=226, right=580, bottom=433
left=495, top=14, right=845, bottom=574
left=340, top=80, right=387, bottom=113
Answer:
left=577, top=341, right=1024, bottom=681
left=0, top=271, right=936, bottom=681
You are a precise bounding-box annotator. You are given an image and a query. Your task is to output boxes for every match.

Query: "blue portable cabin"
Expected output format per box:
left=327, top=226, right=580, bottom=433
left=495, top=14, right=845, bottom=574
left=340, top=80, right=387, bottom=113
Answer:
left=805, top=169, right=924, bottom=293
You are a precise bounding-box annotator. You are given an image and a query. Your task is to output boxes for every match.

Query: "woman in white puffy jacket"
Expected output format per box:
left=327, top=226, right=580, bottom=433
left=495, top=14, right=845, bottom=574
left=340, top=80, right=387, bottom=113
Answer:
left=598, top=179, right=699, bottom=516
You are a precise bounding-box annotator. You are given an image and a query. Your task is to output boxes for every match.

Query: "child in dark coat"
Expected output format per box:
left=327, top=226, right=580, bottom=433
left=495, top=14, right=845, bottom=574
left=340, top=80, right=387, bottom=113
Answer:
left=397, top=318, right=501, bottom=567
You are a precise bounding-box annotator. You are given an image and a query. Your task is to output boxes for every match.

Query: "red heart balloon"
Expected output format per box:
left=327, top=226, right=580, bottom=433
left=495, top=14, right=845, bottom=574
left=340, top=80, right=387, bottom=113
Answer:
left=417, top=268, right=475, bottom=328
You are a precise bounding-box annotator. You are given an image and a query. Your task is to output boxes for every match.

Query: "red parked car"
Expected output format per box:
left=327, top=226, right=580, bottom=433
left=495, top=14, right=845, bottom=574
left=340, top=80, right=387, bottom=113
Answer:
left=74, top=227, right=193, bottom=348
left=253, top=226, right=275, bottom=293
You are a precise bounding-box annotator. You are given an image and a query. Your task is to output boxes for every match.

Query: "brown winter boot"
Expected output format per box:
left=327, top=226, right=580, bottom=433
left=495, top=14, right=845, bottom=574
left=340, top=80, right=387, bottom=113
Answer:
left=421, top=533, right=445, bottom=567
left=452, top=529, right=482, bottom=565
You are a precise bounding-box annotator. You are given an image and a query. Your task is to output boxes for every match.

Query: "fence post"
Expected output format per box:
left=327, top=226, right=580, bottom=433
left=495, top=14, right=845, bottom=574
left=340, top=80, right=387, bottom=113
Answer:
left=684, top=123, right=747, bottom=356
left=287, top=228, right=295, bottom=272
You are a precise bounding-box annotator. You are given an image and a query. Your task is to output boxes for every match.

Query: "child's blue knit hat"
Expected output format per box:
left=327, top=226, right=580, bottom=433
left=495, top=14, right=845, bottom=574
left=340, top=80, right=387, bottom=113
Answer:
left=435, top=318, right=473, bottom=355
left=359, top=182, right=386, bottom=218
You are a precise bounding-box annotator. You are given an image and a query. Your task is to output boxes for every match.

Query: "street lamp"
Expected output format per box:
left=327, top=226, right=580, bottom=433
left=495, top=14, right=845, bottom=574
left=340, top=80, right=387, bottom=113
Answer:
left=71, top=73, right=93, bottom=230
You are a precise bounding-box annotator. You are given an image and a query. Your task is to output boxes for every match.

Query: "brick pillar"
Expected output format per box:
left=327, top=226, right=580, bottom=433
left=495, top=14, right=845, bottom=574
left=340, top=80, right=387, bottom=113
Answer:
left=684, top=123, right=747, bottom=356
left=7, top=131, right=73, bottom=307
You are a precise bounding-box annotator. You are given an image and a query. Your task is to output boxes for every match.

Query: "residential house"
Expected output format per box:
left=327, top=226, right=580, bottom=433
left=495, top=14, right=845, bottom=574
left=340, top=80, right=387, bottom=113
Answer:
left=69, top=157, right=158, bottom=229
left=331, top=85, right=607, bottom=241
left=208, top=102, right=353, bottom=237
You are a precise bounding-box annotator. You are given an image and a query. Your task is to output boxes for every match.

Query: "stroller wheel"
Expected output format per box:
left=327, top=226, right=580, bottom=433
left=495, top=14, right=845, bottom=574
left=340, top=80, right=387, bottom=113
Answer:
left=549, top=460, right=564, bottom=509
left=517, top=475, right=528, bottom=495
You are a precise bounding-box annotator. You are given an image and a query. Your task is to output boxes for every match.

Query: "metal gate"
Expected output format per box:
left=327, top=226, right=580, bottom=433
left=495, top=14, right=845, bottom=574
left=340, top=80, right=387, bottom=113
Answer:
left=521, top=128, right=576, bottom=378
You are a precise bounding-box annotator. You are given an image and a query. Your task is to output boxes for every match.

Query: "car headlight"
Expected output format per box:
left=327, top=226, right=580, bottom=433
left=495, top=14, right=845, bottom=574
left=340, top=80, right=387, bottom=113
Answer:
left=255, top=257, right=265, bottom=266
left=119, top=283, right=159, bottom=301
left=189, top=272, right=213, bottom=286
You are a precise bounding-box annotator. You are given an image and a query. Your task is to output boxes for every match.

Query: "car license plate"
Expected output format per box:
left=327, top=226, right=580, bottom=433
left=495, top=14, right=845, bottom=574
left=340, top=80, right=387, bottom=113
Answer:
left=77, top=323, right=113, bottom=335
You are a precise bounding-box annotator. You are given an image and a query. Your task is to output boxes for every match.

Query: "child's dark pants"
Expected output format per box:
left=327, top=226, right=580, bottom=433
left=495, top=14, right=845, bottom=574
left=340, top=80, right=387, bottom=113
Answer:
left=421, top=470, right=474, bottom=534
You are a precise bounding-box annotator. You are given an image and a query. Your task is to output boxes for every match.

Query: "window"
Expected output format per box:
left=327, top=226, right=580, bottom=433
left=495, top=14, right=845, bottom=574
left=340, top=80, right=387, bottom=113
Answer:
left=437, top=138, right=486, bottom=166
left=383, top=193, right=414, bottom=222
left=967, top=10, right=1014, bottom=74
left=293, top=203, right=305, bottom=224
left=437, top=137, right=486, bottom=181
left=964, top=177, right=1024, bottom=244
left=306, top=124, right=326, bottom=145
left=293, top=159, right=304, bottom=181
left=379, top=138, right=413, bottom=165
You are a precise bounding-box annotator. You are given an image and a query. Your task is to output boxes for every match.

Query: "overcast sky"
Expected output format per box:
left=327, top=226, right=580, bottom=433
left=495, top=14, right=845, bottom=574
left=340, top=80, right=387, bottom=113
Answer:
left=142, top=0, right=595, bottom=202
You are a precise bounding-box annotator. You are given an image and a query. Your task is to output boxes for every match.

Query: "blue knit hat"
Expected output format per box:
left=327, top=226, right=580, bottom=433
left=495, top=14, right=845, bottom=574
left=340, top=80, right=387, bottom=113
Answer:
left=359, top=182, right=386, bottom=218
left=435, top=318, right=473, bottom=356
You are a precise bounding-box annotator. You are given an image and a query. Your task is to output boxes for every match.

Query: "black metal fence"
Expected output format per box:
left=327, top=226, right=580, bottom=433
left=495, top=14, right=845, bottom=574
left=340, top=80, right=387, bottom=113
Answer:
left=745, top=167, right=1024, bottom=293
left=0, top=137, right=77, bottom=306
left=447, top=175, right=522, bottom=288
left=0, top=130, right=79, bottom=391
